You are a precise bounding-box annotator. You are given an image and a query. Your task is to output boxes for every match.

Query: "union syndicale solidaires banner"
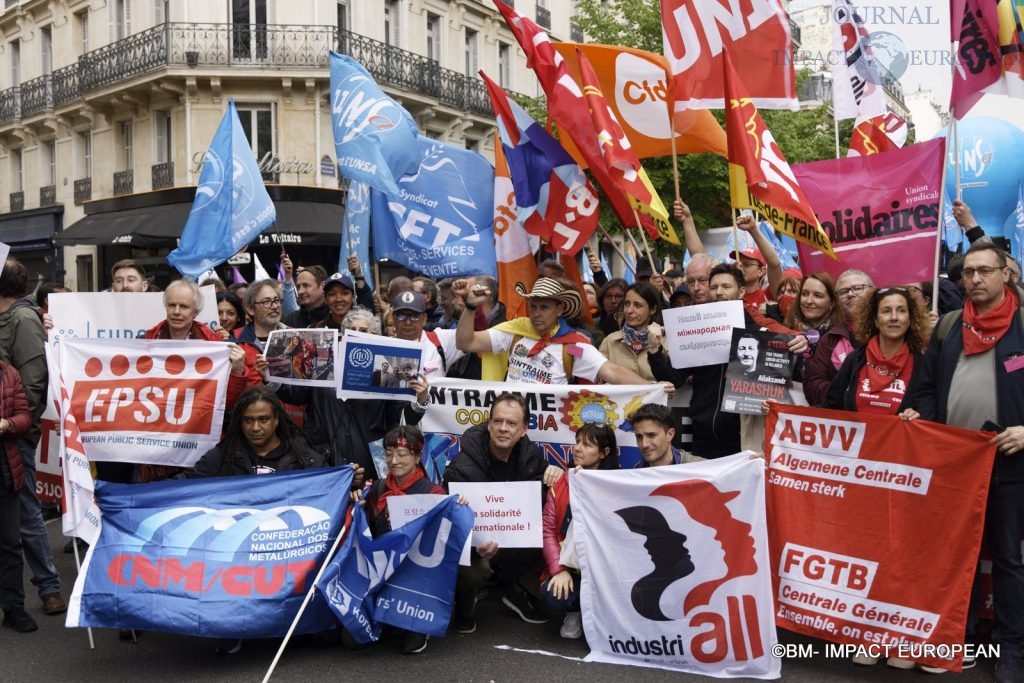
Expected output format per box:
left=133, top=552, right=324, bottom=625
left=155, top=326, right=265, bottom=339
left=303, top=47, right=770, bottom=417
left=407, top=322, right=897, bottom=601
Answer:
left=420, top=379, right=667, bottom=473
left=67, top=467, right=354, bottom=638
left=572, top=453, right=779, bottom=678
left=765, top=404, right=995, bottom=671
left=60, top=338, right=230, bottom=467
left=793, top=139, right=946, bottom=286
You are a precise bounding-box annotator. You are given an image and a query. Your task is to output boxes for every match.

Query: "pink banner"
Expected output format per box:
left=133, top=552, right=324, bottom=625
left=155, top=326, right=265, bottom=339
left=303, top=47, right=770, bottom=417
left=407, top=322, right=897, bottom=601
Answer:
left=793, top=139, right=946, bottom=287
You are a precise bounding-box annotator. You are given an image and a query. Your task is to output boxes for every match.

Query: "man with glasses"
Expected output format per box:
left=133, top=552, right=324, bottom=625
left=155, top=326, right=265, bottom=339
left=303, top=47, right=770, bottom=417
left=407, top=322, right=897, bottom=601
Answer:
left=918, top=243, right=1024, bottom=681
left=683, top=254, right=718, bottom=305
left=233, top=279, right=288, bottom=387
left=804, top=269, right=874, bottom=405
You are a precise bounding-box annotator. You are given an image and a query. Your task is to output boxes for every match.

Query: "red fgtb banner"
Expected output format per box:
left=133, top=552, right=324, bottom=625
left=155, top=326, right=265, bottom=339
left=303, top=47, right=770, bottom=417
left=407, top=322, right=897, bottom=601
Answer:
left=764, top=404, right=995, bottom=672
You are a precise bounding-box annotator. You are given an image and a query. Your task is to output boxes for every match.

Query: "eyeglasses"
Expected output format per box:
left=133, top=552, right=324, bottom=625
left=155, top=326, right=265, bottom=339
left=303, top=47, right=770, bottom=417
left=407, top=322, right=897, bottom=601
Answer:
left=394, top=311, right=423, bottom=322
left=684, top=277, right=710, bottom=287
left=254, top=297, right=283, bottom=308
left=962, top=266, right=1006, bottom=279
left=836, top=284, right=870, bottom=299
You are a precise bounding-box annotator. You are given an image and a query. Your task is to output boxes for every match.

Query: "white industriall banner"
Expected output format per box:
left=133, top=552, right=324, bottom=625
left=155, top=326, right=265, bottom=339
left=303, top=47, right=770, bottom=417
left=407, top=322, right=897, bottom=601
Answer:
left=60, top=338, right=230, bottom=467
left=572, top=453, right=779, bottom=679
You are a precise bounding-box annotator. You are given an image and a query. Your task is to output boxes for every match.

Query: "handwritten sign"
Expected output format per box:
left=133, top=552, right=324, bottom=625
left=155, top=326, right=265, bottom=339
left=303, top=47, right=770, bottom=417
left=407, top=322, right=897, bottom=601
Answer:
left=447, top=481, right=542, bottom=548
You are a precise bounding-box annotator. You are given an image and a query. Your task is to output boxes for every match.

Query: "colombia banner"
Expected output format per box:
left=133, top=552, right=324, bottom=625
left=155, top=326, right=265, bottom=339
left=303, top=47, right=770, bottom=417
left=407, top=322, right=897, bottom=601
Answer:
left=572, top=453, right=779, bottom=678
left=67, top=467, right=353, bottom=638
left=765, top=404, right=995, bottom=671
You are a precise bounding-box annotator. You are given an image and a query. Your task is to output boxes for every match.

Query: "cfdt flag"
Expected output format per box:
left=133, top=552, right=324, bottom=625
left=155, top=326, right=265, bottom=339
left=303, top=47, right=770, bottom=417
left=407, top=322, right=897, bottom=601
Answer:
left=482, top=71, right=599, bottom=254
left=724, top=51, right=835, bottom=259
left=339, top=179, right=375, bottom=291
left=318, top=496, right=474, bottom=642
left=492, top=135, right=539, bottom=320
left=370, top=136, right=497, bottom=278
left=660, top=0, right=796, bottom=111
left=66, top=467, right=354, bottom=638
left=572, top=454, right=779, bottom=678
left=329, top=52, right=420, bottom=196
left=168, top=100, right=276, bottom=279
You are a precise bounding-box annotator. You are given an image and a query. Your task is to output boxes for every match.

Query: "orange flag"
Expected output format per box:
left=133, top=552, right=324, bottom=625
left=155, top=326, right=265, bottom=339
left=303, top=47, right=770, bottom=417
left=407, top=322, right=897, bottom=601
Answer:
left=493, top=136, right=538, bottom=320
left=723, top=51, right=835, bottom=258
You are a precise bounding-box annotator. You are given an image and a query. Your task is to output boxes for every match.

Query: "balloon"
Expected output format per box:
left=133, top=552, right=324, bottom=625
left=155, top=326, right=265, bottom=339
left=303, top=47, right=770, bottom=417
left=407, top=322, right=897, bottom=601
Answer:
left=935, top=117, right=1024, bottom=242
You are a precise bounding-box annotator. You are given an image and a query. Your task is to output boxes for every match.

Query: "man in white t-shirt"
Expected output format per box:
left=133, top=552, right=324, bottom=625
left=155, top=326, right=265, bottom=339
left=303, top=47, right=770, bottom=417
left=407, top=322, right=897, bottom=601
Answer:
left=455, top=278, right=671, bottom=390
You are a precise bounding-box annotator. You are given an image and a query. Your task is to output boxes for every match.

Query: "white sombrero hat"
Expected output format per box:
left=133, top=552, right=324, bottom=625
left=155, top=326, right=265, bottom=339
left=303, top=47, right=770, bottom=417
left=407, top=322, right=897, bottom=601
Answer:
left=514, top=278, right=583, bottom=321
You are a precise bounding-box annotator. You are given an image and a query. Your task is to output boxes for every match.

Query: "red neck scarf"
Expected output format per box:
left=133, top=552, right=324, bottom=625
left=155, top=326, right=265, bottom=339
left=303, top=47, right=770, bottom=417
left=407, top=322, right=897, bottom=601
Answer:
left=374, top=466, right=427, bottom=516
left=862, top=336, right=913, bottom=393
left=962, top=285, right=1019, bottom=355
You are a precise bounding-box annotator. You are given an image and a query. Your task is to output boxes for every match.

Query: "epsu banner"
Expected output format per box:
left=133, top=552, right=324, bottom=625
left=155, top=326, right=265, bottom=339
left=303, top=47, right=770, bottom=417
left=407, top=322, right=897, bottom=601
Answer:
left=793, top=139, right=946, bottom=286
left=572, top=453, right=779, bottom=678
left=420, top=379, right=667, bottom=472
left=67, top=467, right=354, bottom=638
left=61, top=339, right=230, bottom=467
left=765, top=405, right=995, bottom=671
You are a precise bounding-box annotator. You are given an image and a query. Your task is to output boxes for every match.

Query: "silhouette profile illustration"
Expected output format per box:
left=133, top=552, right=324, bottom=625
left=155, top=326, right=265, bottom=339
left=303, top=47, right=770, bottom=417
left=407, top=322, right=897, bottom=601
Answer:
left=615, top=506, right=695, bottom=621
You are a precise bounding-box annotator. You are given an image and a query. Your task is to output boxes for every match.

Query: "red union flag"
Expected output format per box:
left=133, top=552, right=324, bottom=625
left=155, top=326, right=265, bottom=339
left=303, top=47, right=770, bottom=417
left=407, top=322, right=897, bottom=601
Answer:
left=62, top=338, right=230, bottom=467
left=660, top=0, right=797, bottom=111
left=724, top=51, right=834, bottom=258
left=951, top=0, right=1003, bottom=118
left=765, top=404, right=995, bottom=672
left=847, top=112, right=908, bottom=157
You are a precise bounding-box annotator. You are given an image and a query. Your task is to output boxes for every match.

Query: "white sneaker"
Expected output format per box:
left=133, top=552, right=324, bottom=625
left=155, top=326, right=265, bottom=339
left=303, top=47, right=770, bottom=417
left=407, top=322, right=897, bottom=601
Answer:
left=560, top=611, right=583, bottom=639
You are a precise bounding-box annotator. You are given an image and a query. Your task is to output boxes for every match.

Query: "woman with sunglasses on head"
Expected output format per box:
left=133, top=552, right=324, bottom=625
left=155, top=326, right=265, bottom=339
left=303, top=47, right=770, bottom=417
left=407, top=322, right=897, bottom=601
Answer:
left=541, top=423, right=619, bottom=640
left=598, top=282, right=664, bottom=381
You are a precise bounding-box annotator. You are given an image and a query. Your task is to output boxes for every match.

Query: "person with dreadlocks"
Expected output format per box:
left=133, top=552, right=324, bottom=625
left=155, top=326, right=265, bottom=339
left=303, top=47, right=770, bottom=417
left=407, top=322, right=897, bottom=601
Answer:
left=187, top=386, right=325, bottom=477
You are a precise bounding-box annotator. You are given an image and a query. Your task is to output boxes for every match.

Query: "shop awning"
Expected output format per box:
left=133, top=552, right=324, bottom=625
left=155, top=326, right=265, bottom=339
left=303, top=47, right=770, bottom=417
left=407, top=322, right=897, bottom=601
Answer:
left=55, top=200, right=347, bottom=248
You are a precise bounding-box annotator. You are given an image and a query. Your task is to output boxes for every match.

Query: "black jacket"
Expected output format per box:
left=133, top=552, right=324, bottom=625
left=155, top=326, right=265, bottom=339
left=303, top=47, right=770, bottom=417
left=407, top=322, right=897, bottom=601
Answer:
left=443, top=423, right=546, bottom=487
left=284, top=301, right=330, bottom=328
left=823, top=344, right=923, bottom=413
left=187, top=438, right=324, bottom=477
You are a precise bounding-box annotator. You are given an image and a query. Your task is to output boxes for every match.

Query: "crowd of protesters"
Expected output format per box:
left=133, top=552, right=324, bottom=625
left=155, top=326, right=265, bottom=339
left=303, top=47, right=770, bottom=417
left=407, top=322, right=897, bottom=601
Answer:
left=3, top=196, right=1024, bottom=678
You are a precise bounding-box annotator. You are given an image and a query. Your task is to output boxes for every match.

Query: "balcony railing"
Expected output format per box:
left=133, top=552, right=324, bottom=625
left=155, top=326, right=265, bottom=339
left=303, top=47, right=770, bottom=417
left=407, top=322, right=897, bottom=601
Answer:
left=2, top=24, right=512, bottom=122
left=113, top=169, right=133, bottom=196
left=790, top=18, right=801, bottom=46
left=74, top=177, right=91, bottom=204
left=9, top=191, right=24, bottom=212
left=39, top=185, right=56, bottom=206
left=21, top=76, right=53, bottom=117
left=536, top=5, right=551, bottom=30
left=0, top=87, right=21, bottom=124
left=570, top=22, right=584, bottom=43
left=152, top=161, right=174, bottom=190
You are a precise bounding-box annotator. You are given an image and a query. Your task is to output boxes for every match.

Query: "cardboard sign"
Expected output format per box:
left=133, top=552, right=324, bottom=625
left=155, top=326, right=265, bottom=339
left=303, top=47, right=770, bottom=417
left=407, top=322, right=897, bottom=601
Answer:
left=662, top=300, right=745, bottom=368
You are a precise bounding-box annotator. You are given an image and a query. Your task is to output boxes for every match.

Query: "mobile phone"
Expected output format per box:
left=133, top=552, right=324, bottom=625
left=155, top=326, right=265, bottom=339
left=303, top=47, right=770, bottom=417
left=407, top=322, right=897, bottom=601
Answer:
left=982, top=421, right=1005, bottom=433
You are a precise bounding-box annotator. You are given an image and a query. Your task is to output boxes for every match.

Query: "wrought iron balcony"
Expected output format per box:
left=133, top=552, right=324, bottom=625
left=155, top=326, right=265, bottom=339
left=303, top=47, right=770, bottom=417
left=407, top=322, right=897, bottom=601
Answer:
left=168, top=23, right=335, bottom=69
left=790, top=18, right=801, bottom=46
left=40, top=185, right=57, bottom=206
left=74, top=178, right=92, bottom=204
left=0, top=87, right=21, bottom=124
left=570, top=22, right=584, bottom=43
left=52, top=65, right=79, bottom=107
left=113, top=169, right=133, bottom=196
left=152, top=161, right=174, bottom=190
left=79, top=25, right=168, bottom=92
left=9, top=191, right=24, bottom=212
left=21, top=76, right=53, bottom=117
left=536, top=5, right=551, bottom=30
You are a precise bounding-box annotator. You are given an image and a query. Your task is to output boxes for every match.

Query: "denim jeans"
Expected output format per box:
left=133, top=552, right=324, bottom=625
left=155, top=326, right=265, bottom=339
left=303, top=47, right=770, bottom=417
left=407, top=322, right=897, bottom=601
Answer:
left=540, top=572, right=580, bottom=613
left=986, top=479, right=1024, bottom=653
left=17, top=439, right=61, bottom=598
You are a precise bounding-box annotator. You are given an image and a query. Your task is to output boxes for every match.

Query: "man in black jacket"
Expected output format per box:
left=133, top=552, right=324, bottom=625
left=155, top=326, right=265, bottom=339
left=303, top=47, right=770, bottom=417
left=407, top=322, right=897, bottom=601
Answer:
left=443, top=392, right=548, bottom=634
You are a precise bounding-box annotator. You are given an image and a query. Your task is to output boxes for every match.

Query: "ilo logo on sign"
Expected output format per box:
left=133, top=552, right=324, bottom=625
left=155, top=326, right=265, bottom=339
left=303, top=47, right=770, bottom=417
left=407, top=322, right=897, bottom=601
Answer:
left=855, top=31, right=909, bottom=86
left=348, top=347, right=374, bottom=369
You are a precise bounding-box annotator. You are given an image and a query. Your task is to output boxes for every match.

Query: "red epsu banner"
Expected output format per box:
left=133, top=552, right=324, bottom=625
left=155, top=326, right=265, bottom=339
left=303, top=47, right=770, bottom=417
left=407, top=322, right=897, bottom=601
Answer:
left=764, top=404, right=995, bottom=671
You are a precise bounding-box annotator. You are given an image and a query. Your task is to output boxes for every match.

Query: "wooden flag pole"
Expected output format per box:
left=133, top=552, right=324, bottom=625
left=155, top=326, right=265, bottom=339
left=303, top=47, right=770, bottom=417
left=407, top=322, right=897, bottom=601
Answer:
left=626, top=208, right=657, bottom=276
left=597, top=223, right=636, bottom=276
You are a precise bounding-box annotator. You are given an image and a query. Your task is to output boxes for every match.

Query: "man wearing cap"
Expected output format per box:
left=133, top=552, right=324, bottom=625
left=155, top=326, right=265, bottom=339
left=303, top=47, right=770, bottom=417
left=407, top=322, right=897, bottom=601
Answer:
left=730, top=214, right=783, bottom=309
left=455, top=278, right=672, bottom=388
left=313, top=273, right=372, bottom=330
left=392, top=290, right=464, bottom=379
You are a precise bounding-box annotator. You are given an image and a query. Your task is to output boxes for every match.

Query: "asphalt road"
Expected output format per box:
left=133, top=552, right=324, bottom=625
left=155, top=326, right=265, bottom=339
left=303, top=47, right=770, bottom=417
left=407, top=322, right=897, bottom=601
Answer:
left=0, top=519, right=999, bottom=682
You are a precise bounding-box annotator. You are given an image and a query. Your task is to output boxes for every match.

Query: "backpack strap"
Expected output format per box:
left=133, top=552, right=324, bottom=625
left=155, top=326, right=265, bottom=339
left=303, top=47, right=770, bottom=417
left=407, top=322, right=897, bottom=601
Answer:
left=423, top=329, right=447, bottom=374
left=935, top=310, right=963, bottom=347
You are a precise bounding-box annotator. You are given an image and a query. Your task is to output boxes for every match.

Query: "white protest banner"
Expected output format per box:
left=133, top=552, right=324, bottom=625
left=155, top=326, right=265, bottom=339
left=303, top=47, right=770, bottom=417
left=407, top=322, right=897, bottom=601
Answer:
left=420, top=379, right=667, bottom=476
left=447, top=480, right=541, bottom=548
left=264, top=328, right=337, bottom=387
left=60, top=338, right=229, bottom=467
left=662, top=300, right=745, bottom=369
left=572, top=453, right=779, bottom=678
left=387, top=493, right=472, bottom=565
left=337, top=330, right=423, bottom=402
left=47, top=286, right=220, bottom=349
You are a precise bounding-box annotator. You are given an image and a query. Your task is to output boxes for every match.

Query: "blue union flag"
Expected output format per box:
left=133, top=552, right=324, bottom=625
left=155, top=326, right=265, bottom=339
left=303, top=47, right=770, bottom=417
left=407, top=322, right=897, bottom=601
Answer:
left=67, top=467, right=353, bottom=638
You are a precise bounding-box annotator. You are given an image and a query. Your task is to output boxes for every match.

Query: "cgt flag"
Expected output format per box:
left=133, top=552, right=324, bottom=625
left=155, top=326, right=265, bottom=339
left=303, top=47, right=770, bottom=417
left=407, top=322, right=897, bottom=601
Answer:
left=318, top=495, right=473, bottom=642
left=950, top=0, right=1003, bottom=118
left=723, top=51, right=835, bottom=259
left=168, top=100, right=276, bottom=279
left=370, top=136, right=497, bottom=278
left=572, top=453, right=779, bottom=678
left=329, top=52, right=420, bottom=196
left=67, top=467, right=354, bottom=638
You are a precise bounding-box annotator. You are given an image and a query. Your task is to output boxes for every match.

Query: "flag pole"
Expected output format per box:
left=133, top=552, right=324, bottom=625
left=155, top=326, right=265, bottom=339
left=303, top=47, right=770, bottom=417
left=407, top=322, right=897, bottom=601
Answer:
left=833, top=117, right=841, bottom=159
left=952, top=112, right=962, bottom=200
left=932, top=163, right=949, bottom=315
left=732, top=209, right=741, bottom=261
left=262, top=507, right=355, bottom=683
left=597, top=223, right=636, bottom=276
left=629, top=208, right=658, bottom=275
left=70, top=538, right=95, bottom=649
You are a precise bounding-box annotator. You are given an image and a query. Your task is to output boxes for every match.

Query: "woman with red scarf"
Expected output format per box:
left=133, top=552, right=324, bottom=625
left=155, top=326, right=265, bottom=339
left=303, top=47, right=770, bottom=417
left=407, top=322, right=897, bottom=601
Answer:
left=363, top=425, right=445, bottom=654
